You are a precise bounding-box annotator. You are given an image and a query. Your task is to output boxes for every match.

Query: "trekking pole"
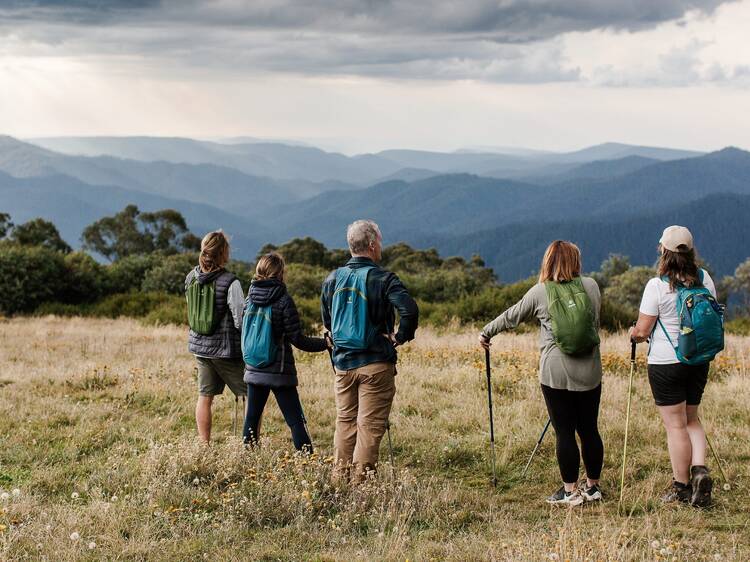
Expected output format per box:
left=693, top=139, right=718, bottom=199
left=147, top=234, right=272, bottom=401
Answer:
left=702, top=422, right=731, bottom=490
left=484, top=347, right=498, bottom=488
left=385, top=419, right=395, bottom=468
left=233, top=395, right=239, bottom=437
left=618, top=339, right=637, bottom=513
left=522, top=418, right=551, bottom=478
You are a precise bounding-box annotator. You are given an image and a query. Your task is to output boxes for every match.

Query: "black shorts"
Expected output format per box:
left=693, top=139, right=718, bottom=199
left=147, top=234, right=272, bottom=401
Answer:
left=647, top=362, right=710, bottom=406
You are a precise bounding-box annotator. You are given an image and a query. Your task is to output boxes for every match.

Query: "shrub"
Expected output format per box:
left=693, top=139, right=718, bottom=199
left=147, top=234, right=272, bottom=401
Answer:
left=141, top=253, right=197, bottom=294
left=0, top=243, right=66, bottom=314
left=141, top=295, right=187, bottom=327
left=107, top=254, right=160, bottom=294
left=58, top=251, right=109, bottom=304
left=725, top=317, right=750, bottom=336
left=286, top=263, right=328, bottom=300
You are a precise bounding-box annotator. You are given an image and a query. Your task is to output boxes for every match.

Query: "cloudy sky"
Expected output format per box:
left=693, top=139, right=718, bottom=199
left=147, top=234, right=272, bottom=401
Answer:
left=1, top=0, right=749, bottom=153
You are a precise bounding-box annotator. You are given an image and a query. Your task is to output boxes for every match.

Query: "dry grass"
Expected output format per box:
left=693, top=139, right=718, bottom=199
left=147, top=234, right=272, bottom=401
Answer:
left=0, top=316, right=748, bottom=561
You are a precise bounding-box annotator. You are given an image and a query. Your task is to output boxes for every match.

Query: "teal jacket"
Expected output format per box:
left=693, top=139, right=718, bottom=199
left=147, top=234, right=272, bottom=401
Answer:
left=321, top=257, right=419, bottom=371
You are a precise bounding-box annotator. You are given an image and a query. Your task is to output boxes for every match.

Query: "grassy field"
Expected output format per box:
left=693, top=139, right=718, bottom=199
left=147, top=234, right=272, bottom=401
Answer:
left=0, top=317, right=748, bottom=561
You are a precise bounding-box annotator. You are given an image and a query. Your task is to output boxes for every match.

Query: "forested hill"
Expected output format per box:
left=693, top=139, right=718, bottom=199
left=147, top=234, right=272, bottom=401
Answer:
left=2, top=135, right=749, bottom=281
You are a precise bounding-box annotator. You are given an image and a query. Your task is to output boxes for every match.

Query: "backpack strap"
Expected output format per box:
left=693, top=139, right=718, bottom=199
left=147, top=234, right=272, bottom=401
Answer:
left=657, top=318, right=679, bottom=355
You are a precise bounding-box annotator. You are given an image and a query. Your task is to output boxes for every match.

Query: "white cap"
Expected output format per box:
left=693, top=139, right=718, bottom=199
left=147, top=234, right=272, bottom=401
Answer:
left=659, top=225, right=693, bottom=252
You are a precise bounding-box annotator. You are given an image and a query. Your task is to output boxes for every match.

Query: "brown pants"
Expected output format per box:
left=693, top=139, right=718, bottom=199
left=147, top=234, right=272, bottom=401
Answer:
left=334, top=361, right=396, bottom=482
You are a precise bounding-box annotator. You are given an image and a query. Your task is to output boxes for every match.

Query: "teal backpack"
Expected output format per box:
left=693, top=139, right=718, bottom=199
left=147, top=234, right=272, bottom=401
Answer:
left=331, top=266, right=377, bottom=351
left=241, top=302, right=278, bottom=368
left=657, top=270, right=724, bottom=365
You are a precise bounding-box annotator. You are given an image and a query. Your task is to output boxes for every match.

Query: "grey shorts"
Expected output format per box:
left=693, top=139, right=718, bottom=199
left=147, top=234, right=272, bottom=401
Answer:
left=195, top=357, right=246, bottom=397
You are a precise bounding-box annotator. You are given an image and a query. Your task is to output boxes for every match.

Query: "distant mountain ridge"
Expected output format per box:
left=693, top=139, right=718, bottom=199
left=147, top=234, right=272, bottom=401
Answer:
left=3, top=134, right=748, bottom=280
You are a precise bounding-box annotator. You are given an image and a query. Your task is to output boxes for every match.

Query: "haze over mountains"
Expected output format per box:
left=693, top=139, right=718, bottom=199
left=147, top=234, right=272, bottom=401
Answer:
left=3, top=134, right=749, bottom=281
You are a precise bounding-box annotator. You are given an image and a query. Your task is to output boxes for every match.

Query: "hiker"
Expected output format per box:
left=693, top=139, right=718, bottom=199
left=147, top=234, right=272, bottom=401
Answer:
left=241, top=252, right=330, bottom=451
left=321, top=219, right=418, bottom=483
left=479, top=240, right=603, bottom=506
left=629, top=226, right=723, bottom=507
left=185, top=231, right=246, bottom=443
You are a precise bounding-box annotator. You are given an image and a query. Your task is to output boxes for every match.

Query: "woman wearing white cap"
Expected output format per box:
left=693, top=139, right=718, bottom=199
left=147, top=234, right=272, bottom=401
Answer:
left=629, top=225, right=720, bottom=507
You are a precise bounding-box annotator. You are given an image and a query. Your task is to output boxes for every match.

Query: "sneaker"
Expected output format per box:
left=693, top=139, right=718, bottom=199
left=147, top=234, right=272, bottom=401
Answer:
left=690, top=465, right=713, bottom=508
left=581, top=484, right=603, bottom=502
left=546, top=486, right=584, bottom=506
left=661, top=480, right=692, bottom=504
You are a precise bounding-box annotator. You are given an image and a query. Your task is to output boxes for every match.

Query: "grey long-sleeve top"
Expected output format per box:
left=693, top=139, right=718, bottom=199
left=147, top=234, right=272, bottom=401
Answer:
left=481, top=278, right=603, bottom=391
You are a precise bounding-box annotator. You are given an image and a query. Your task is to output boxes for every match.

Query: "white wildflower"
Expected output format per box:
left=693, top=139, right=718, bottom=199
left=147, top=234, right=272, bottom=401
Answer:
left=0, top=492, right=9, bottom=501
left=69, top=532, right=80, bottom=541
left=88, top=542, right=97, bottom=550
left=11, top=489, right=20, bottom=497
left=548, top=554, right=559, bottom=561
left=651, top=540, right=660, bottom=549
left=193, top=478, right=200, bottom=485
left=110, top=495, right=118, bottom=502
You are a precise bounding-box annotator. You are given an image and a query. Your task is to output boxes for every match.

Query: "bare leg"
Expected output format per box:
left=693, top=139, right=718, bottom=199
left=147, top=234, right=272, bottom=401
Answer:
left=196, top=395, right=214, bottom=443
left=657, top=402, right=691, bottom=483
left=685, top=405, right=707, bottom=466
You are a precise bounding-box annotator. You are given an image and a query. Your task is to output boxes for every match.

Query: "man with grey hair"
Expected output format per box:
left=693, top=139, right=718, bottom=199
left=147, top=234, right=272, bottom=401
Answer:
left=321, top=219, right=419, bottom=483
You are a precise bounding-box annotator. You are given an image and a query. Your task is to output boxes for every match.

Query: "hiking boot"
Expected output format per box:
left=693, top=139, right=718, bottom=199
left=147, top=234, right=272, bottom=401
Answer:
left=546, top=486, right=584, bottom=506
left=581, top=484, right=603, bottom=502
left=690, top=465, right=713, bottom=508
left=661, top=480, right=692, bottom=504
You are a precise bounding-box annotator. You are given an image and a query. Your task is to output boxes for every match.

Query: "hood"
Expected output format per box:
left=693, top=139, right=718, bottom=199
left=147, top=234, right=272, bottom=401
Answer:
left=196, top=266, right=225, bottom=285
left=249, top=278, right=287, bottom=306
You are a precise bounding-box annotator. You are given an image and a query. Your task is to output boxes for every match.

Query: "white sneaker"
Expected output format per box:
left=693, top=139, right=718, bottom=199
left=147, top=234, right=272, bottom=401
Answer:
left=546, top=486, right=584, bottom=506
left=581, top=484, right=603, bottom=502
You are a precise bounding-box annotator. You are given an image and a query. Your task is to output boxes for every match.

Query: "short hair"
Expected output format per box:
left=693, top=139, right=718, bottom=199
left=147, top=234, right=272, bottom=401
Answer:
left=255, top=252, right=285, bottom=282
left=199, top=230, right=230, bottom=272
left=346, top=220, right=381, bottom=255
left=538, top=240, right=582, bottom=283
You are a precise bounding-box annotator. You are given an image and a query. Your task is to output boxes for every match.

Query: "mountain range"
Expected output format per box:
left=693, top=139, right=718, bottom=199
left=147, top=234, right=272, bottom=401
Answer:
left=3, top=134, right=749, bottom=281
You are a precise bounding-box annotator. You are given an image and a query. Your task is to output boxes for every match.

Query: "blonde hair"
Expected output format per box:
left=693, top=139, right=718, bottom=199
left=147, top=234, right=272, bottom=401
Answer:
left=538, top=240, right=582, bottom=283
left=255, top=252, right=285, bottom=282
left=199, top=231, right=230, bottom=273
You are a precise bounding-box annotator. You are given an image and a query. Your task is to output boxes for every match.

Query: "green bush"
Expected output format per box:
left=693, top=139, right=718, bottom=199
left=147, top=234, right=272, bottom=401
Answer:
left=0, top=243, right=66, bottom=314
left=141, top=253, right=197, bottom=294
left=141, top=295, right=187, bottom=327
left=107, top=254, right=160, bottom=294
left=286, top=264, right=328, bottom=300
left=58, top=251, right=108, bottom=304
left=725, top=317, right=750, bottom=336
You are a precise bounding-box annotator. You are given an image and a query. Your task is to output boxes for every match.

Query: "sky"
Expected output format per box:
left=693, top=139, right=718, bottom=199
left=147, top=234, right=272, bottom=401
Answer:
left=1, top=0, right=749, bottom=154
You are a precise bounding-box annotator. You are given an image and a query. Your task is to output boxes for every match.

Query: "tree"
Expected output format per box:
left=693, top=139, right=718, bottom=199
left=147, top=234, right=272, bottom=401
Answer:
left=9, top=218, right=71, bottom=253
left=82, top=205, right=199, bottom=261
left=591, top=254, right=630, bottom=290
left=0, top=213, right=12, bottom=239
left=727, top=257, right=750, bottom=310
left=0, top=245, right=66, bottom=314
left=605, top=266, right=655, bottom=311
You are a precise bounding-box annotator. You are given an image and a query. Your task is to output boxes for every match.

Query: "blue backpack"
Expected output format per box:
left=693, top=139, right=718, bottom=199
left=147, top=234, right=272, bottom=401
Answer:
left=657, top=270, right=724, bottom=365
left=331, top=266, right=377, bottom=351
left=241, top=302, right=278, bottom=368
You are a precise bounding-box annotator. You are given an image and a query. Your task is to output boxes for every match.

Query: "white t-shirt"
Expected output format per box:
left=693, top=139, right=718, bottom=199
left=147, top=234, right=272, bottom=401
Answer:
left=638, top=269, right=716, bottom=365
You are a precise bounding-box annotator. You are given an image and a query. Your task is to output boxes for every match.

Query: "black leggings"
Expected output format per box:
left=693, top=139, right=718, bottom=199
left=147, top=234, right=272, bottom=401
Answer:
left=242, top=384, right=312, bottom=452
left=541, top=384, right=604, bottom=483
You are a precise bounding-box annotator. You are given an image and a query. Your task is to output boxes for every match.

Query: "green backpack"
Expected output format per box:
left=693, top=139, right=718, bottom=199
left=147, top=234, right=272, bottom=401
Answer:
left=186, top=277, right=217, bottom=335
left=545, top=277, right=600, bottom=355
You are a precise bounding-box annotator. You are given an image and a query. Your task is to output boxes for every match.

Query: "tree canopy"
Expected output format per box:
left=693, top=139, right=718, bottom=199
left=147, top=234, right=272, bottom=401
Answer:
left=82, top=205, right=200, bottom=261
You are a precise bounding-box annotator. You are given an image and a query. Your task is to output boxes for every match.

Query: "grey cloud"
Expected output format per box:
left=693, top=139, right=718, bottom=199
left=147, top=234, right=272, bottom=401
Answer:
left=0, top=1, right=730, bottom=38
left=0, top=0, right=734, bottom=84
